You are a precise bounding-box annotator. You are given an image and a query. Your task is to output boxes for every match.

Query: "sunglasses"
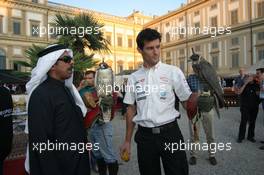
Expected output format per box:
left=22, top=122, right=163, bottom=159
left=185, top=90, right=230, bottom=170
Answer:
left=57, top=56, right=73, bottom=63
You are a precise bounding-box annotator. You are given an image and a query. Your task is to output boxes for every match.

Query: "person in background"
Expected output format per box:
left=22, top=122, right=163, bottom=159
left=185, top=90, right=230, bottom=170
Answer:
left=234, top=67, right=246, bottom=94
left=8, top=85, right=14, bottom=94
left=78, top=71, right=99, bottom=173
left=0, top=83, right=13, bottom=175
left=220, top=77, right=226, bottom=89
left=236, top=71, right=260, bottom=143
left=3, top=84, right=10, bottom=92
left=256, top=68, right=264, bottom=150
left=78, top=70, right=119, bottom=175
left=187, top=71, right=217, bottom=166
left=11, top=84, right=17, bottom=94
left=256, top=68, right=264, bottom=110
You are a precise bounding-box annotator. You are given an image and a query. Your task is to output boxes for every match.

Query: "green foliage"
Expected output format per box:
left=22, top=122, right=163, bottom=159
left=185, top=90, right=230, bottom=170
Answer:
left=72, top=51, right=99, bottom=72
left=15, top=13, right=109, bottom=83
left=54, top=13, right=110, bottom=54
left=14, top=44, right=45, bottom=69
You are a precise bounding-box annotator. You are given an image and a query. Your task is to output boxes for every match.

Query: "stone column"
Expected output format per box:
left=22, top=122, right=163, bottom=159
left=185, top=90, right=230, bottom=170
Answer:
left=7, top=7, right=12, bottom=35
left=21, top=10, right=26, bottom=36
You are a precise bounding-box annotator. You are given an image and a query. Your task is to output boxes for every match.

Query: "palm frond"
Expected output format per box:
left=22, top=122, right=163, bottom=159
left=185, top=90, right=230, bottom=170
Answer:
left=13, top=60, right=32, bottom=68
left=73, top=52, right=98, bottom=72
left=15, top=44, right=46, bottom=70
left=54, top=13, right=110, bottom=54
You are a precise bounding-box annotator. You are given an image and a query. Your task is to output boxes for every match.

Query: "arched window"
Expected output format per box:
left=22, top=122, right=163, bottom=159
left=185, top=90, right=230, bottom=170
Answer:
left=0, top=49, right=6, bottom=70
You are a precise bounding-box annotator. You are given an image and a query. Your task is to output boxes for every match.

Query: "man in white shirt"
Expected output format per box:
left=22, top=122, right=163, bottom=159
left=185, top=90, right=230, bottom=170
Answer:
left=120, top=28, right=192, bottom=175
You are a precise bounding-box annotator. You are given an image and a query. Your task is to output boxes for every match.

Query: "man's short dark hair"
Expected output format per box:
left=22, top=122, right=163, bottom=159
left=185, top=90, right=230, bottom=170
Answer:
left=256, top=68, right=264, bottom=73
left=136, top=28, right=161, bottom=50
left=85, top=70, right=96, bottom=77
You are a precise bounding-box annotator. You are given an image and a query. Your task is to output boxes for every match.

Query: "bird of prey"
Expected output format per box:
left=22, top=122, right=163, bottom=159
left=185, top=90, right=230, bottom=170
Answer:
left=189, top=48, right=225, bottom=118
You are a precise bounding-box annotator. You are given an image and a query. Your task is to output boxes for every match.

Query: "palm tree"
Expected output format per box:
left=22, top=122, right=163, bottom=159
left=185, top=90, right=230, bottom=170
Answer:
left=55, top=13, right=109, bottom=55
left=54, top=13, right=109, bottom=86
left=16, top=13, right=109, bottom=86
left=14, top=44, right=45, bottom=70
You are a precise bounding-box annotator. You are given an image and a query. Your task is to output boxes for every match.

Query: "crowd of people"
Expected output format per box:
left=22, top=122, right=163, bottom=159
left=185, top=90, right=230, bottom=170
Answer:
left=1, top=83, right=26, bottom=95
left=0, top=28, right=264, bottom=175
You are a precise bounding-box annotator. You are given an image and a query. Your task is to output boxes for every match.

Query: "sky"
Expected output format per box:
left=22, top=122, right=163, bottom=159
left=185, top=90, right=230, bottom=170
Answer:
left=50, top=0, right=186, bottom=17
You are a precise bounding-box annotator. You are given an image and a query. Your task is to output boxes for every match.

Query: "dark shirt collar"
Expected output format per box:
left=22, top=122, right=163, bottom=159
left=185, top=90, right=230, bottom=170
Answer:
left=46, top=76, right=65, bottom=87
left=82, top=85, right=96, bottom=92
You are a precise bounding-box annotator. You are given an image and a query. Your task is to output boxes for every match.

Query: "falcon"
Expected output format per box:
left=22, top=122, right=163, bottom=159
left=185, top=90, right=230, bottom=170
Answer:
left=189, top=48, right=225, bottom=118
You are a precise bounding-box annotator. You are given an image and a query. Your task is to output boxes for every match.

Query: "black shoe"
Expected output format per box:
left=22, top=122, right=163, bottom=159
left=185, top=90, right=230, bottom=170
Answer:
left=260, top=141, right=264, bottom=144
left=237, top=139, right=242, bottom=143
left=189, top=156, right=196, bottom=165
left=107, top=161, right=119, bottom=175
left=209, top=157, right=217, bottom=166
left=97, top=159, right=107, bottom=175
left=259, top=146, right=264, bottom=150
left=247, top=138, right=256, bottom=143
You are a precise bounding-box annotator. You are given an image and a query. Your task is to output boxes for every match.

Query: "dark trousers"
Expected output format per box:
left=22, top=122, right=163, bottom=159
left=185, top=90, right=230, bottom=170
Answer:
left=238, top=107, right=259, bottom=140
left=135, top=121, right=188, bottom=175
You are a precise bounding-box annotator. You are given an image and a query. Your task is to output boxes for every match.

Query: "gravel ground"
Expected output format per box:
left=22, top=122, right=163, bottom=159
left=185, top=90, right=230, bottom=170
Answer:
left=92, top=107, right=264, bottom=175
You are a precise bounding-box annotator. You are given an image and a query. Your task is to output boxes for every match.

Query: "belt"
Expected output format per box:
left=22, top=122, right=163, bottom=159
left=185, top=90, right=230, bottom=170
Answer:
left=138, top=120, right=177, bottom=134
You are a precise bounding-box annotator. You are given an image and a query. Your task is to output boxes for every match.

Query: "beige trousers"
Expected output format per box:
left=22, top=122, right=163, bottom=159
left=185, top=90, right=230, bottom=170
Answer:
left=189, top=109, right=215, bottom=158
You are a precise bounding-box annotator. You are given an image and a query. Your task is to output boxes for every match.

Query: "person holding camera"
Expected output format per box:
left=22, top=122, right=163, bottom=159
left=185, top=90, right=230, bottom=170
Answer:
left=237, top=73, right=260, bottom=143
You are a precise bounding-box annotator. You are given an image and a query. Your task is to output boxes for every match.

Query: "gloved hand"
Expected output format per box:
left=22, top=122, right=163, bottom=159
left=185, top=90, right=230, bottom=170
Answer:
left=100, top=95, right=114, bottom=108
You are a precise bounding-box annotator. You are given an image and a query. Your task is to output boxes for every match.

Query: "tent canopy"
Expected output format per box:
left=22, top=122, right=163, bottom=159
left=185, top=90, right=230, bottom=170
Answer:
left=0, top=70, right=29, bottom=84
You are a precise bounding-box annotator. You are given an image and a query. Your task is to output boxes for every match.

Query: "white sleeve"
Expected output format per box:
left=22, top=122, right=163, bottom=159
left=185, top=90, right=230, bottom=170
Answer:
left=123, top=76, right=136, bottom=105
left=172, top=67, right=192, bottom=101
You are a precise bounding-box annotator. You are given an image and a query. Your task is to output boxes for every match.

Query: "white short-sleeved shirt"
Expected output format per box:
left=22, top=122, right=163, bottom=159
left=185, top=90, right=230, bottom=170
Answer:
left=123, top=61, right=192, bottom=128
